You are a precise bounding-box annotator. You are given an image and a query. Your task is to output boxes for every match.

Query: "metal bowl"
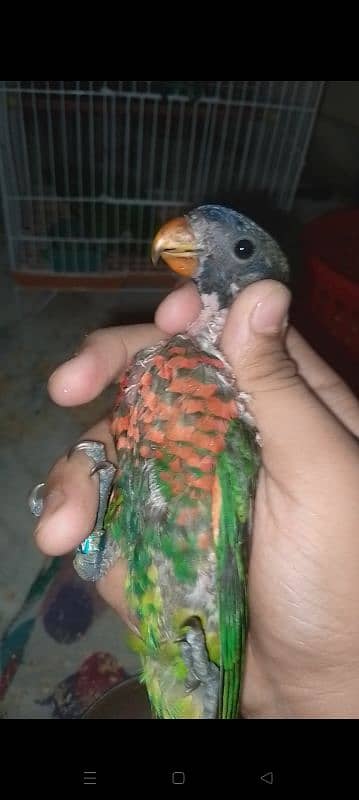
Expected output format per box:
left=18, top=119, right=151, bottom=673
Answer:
left=82, top=676, right=153, bottom=719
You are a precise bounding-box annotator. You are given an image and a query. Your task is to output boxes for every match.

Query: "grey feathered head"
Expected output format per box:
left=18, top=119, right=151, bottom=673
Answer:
left=152, top=204, right=290, bottom=308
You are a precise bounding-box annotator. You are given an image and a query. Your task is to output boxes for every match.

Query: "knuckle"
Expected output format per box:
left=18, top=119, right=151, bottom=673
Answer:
left=242, top=345, right=300, bottom=392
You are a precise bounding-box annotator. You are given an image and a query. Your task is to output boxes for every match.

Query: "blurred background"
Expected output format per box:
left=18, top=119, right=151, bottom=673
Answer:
left=0, top=80, right=358, bottom=719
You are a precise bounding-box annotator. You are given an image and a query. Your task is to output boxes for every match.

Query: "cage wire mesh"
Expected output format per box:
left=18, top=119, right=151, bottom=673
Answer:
left=0, top=81, right=325, bottom=288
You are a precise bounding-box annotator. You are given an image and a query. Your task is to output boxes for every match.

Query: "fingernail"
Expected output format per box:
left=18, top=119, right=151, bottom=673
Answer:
left=49, top=349, right=95, bottom=399
left=250, top=287, right=290, bottom=335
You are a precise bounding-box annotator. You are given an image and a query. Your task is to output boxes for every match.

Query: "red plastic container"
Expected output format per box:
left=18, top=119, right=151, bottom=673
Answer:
left=301, top=208, right=359, bottom=361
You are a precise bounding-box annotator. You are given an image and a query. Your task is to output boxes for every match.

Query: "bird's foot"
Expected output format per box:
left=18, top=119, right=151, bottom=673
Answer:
left=178, top=617, right=219, bottom=718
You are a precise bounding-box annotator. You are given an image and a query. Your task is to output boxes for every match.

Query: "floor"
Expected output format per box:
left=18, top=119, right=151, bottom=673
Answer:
left=0, top=263, right=168, bottom=718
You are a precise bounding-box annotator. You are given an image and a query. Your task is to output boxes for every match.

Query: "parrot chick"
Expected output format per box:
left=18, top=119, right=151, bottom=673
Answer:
left=102, top=205, right=289, bottom=719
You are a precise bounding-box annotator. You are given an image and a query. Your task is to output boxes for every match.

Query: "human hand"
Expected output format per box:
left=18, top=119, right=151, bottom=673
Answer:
left=34, top=280, right=359, bottom=718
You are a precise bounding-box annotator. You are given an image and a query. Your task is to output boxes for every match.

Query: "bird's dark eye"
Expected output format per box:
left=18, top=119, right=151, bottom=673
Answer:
left=234, top=238, right=255, bottom=260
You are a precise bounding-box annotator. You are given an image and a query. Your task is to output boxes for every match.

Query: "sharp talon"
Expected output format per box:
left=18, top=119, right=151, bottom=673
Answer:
left=185, top=677, right=201, bottom=693
left=28, top=482, right=46, bottom=517
left=90, top=459, right=117, bottom=477
left=67, top=440, right=107, bottom=465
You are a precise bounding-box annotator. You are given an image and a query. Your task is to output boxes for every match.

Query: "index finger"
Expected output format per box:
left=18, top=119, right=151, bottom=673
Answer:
left=48, top=283, right=201, bottom=407
left=48, top=323, right=161, bottom=407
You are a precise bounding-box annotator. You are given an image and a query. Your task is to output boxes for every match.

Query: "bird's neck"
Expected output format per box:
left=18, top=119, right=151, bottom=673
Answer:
left=187, top=292, right=229, bottom=348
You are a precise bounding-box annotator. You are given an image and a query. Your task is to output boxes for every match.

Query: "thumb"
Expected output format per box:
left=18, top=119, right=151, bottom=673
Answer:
left=221, top=280, right=353, bottom=483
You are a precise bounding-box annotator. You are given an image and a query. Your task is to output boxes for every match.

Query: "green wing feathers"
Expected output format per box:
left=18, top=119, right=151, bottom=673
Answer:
left=105, top=338, right=261, bottom=720
left=215, top=419, right=260, bottom=719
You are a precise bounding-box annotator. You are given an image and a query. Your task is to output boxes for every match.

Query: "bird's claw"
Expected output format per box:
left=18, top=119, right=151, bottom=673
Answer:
left=69, top=440, right=117, bottom=582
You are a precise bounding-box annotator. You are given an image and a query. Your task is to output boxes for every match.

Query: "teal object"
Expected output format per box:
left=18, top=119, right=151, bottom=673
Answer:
left=0, top=557, right=61, bottom=699
left=47, top=243, right=105, bottom=273
left=44, top=216, right=106, bottom=273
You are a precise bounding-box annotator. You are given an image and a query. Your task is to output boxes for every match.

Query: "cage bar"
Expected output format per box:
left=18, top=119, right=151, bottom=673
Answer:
left=0, top=80, right=325, bottom=288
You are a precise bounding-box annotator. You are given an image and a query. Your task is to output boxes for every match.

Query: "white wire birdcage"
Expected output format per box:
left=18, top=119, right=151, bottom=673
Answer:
left=0, top=81, right=325, bottom=289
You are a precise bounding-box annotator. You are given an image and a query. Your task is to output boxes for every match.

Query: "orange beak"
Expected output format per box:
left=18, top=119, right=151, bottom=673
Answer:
left=151, top=216, right=199, bottom=277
